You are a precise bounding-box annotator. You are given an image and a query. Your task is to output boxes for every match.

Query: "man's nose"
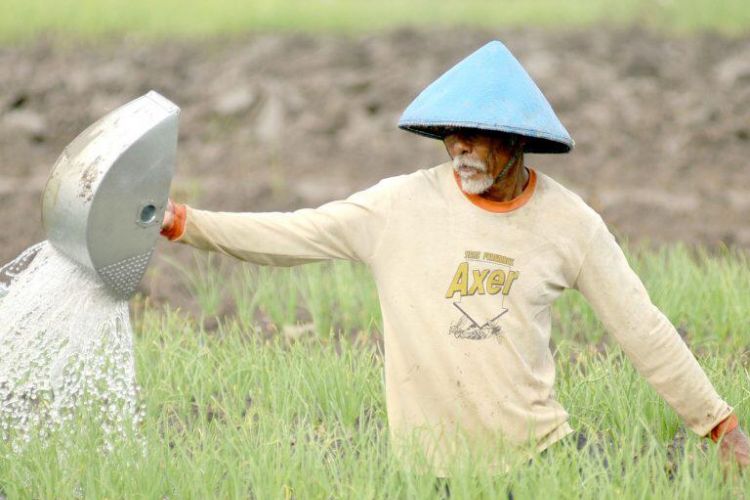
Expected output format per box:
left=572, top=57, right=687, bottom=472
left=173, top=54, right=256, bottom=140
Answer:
left=451, top=135, right=472, bottom=156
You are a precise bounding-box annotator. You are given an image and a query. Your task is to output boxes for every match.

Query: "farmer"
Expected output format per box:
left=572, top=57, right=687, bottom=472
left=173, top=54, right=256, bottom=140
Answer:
left=160, top=41, right=749, bottom=476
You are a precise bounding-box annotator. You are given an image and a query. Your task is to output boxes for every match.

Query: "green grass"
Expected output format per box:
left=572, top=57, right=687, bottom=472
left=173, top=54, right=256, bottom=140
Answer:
left=1, top=243, right=749, bottom=498
left=2, top=0, right=750, bottom=43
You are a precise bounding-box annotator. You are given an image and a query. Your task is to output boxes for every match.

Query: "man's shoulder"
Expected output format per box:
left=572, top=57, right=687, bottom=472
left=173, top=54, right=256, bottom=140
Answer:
left=371, top=162, right=449, bottom=193
left=346, top=163, right=447, bottom=210
left=392, top=162, right=450, bottom=183
left=535, top=170, right=602, bottom=224
left=532, top=170, right=606, bottom=249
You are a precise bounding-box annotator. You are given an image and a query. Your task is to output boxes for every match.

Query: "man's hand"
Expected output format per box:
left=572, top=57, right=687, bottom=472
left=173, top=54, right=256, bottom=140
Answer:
left=160, top=198, right=186, bottom=241
left=718, top=426, right=750, bottom=470
left=162, top=198, right=176, bottom=233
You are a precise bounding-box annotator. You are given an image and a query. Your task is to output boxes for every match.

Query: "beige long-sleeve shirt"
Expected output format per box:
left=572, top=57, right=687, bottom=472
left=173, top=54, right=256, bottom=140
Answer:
left=176, top=162, right=732, bottom=476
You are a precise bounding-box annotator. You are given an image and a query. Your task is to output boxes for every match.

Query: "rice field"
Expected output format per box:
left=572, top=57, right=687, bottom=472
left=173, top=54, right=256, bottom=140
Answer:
left=1, top=244, right=748, bottom=498
left=2, top=0, right=750, bottom=43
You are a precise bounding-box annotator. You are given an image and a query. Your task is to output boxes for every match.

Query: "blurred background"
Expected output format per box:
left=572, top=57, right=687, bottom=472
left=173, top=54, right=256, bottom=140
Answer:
left=1, top=0, right=749, bottom=308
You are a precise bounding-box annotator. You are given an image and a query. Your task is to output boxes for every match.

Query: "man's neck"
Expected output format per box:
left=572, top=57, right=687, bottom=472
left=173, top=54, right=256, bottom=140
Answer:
left=481, top=158, right=529, bottom=202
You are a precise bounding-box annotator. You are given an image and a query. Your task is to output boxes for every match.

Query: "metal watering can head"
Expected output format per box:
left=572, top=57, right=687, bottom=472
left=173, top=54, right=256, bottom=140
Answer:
left=42, top=91, right=180, bottom=299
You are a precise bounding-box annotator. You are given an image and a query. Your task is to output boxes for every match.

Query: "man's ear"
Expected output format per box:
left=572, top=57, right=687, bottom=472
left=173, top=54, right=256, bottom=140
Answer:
left=443, top=139, right=454, bottom=159
left=500, top=133, right=521, bottom=149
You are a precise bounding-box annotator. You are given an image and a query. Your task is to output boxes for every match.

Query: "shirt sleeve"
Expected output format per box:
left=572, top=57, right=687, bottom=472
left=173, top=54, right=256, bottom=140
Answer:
left=574, top=220, right=733, bottom=436
left=174, top=177, right=396, bottom=267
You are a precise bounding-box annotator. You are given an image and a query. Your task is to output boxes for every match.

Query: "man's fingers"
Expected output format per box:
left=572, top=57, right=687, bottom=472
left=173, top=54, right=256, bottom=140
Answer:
left=718, top=428, right=750, bottom=471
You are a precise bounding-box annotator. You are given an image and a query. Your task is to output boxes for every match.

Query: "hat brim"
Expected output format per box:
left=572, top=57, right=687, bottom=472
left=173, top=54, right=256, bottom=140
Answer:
left=398, top=123, right=573, bottom=154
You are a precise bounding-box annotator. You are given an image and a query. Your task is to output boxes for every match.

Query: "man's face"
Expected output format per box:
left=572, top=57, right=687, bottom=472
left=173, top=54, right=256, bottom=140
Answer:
left=443, top=129, right=519, bottom=195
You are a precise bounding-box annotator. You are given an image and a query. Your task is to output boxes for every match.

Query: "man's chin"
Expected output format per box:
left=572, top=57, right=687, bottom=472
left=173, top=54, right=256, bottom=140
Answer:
left=459, top=174, right=493, bottom=195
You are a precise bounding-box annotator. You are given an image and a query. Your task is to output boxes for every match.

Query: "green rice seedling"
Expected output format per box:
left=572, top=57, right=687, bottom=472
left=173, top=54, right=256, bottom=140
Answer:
left=330, top=261, right=382, bottom=335
left=631, top=244, right=750, bottom=350
left=162, top=252, right=228, bottom=319
left=296, top=261, right=381, bottom=338
left=230, top=262, right=263, bottom=332
left=297, top=263, right=337, bottom=337
left=251, top=265, right=301, bottom=331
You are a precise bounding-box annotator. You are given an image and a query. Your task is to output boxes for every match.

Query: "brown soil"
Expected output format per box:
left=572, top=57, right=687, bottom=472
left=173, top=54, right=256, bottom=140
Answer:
left=1, top=27, right=749, bottom=306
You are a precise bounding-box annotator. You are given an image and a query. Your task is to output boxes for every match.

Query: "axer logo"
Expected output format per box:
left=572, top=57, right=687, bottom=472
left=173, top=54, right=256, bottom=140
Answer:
left=445, top=250, right=519, bottom=340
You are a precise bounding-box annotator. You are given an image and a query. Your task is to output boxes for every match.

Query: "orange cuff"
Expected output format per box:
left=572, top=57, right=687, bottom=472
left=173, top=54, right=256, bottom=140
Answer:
left=160, top=202, right=187, bottom=241
left=710, top=413, right=739, bottom=442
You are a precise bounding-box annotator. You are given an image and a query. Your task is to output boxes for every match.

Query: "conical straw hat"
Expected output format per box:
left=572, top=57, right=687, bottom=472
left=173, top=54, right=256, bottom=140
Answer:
left=399, top=41, right=573, bottom=154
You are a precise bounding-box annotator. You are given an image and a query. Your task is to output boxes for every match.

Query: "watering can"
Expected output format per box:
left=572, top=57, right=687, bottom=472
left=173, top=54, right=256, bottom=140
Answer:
left=40, top=91, right=180, bottom=298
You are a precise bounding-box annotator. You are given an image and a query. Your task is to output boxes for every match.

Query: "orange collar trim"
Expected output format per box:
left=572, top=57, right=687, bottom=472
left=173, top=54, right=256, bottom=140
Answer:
left=453, top=168, right=537, bottom=213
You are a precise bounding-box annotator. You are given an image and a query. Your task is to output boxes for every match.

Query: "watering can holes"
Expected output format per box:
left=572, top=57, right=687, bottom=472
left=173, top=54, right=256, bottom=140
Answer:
left=98, top=251, right=154, bottom=299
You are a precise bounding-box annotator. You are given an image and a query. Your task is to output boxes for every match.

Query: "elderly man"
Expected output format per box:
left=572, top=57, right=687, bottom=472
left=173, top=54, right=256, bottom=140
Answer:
left=161, top=41, right=749, bottom=476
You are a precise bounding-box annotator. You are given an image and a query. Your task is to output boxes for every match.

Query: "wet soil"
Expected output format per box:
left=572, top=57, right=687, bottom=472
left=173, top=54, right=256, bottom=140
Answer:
left=1, top=27, right=749, bottom=306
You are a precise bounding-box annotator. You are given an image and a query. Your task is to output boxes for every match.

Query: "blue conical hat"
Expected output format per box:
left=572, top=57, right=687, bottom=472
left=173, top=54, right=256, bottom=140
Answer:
left=399, top=41, right=573, bottom=154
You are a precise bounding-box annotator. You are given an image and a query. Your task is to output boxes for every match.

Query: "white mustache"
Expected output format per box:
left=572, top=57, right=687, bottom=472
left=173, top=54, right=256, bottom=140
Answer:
left=453, top=155, right=488, bottom=173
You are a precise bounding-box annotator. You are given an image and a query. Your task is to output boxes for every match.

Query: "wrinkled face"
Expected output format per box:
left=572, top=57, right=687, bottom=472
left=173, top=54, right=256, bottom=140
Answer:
left=443, top=129, right=519, bottom=195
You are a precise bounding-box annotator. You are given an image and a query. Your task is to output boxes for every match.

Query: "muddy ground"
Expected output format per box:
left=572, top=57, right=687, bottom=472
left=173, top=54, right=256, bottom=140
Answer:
left=1, top=28, right=749, bottom=306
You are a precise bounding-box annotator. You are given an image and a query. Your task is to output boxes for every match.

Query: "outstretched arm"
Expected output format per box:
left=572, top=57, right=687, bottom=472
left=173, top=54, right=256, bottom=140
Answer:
left=160, top=178, right=396, bottom=267
left=574, top=220, right=748, bottom=469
